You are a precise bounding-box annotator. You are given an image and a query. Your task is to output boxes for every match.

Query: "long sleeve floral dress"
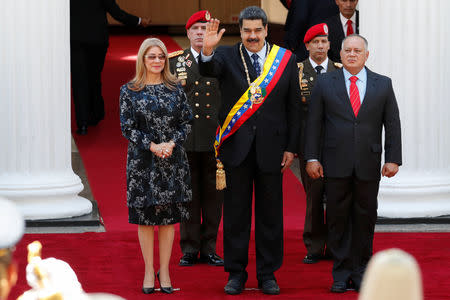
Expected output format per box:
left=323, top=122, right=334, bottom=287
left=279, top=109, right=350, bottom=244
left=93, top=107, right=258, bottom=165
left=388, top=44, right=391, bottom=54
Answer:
left=120, top=82, right=193, bottom=225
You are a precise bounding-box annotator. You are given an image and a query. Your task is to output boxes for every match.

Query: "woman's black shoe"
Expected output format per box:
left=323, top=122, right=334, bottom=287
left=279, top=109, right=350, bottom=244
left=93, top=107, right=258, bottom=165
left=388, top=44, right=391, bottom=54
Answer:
left=157, top=271, right=173, bottom=294
left=142, top=287, right=155, bottom=294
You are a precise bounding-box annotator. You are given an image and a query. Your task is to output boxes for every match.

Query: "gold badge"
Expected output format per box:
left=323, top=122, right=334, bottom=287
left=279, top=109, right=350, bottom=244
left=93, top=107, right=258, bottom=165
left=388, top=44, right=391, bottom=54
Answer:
left=247, top=83, right=266, bottom=108
left=205, top=11, right=211, bottom=21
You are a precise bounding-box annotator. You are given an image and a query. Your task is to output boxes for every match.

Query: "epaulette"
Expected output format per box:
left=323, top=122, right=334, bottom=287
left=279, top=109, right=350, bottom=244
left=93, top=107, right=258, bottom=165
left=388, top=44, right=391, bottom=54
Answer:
left=168, top=50, right=184, bottom=59
left=334, top=62, right=343, bottom=68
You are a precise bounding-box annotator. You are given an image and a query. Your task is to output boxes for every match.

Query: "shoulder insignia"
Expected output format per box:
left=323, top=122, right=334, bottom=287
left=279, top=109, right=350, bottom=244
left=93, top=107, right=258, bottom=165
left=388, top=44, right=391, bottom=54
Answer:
left=168, top=50, right=184, bottom=59
left=334, top=62, right=343, bottom=68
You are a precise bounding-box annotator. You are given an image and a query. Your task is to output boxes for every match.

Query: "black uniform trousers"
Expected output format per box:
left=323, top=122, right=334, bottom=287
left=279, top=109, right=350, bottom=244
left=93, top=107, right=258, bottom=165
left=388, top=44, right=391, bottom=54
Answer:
left=325, top=174, right=379, bottom=285
left=180, top=151, right=223, bottom=256
left=298, top=154, right=327, bottom=256
left=70, top=41, right=107, bottom=127
left=223, top=142, right=284, bottom=282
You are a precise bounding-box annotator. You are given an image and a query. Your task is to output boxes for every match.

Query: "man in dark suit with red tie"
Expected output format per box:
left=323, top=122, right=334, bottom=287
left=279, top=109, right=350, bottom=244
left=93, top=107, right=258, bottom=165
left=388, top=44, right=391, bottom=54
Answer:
left=305, top=34, right=402, bottom=293
left=325, top=0, right=359, bottom=62
left=199, top=6, right=301, bottom=295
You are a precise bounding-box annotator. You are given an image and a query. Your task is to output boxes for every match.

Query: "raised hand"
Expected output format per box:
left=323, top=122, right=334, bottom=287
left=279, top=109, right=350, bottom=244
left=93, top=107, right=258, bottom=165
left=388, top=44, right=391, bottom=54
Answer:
left=140, top=17, right=151, bottom=27
left=203, top=18, right=226, bottom=56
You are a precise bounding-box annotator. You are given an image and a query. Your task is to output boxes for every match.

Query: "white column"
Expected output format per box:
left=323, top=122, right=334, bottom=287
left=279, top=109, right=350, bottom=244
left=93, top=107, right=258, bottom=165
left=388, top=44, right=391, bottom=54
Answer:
left=360, top=0, right=450, bottom=217
left=0, top=0, right=92, bottom=219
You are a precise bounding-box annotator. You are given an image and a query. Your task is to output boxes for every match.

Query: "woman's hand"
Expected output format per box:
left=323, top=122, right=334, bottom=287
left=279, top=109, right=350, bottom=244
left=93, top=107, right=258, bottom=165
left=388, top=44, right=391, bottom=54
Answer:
left=150, top=141, right=175, bottom=159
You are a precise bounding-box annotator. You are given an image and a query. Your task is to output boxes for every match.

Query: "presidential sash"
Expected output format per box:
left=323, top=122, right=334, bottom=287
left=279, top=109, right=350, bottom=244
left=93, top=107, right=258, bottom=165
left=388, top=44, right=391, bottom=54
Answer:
left=214, top=45, right=292, bottom=189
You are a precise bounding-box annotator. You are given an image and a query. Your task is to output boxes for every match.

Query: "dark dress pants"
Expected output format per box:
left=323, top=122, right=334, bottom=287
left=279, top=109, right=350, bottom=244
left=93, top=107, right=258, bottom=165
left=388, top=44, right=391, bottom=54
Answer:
left=298, top=155, right=327, bottom=256
left=70, top=41, right=107, bottom=127
left=325, top=175, right=379, bottom=285
left=223, top=145, right=284, bottom=282
left=180, top=151, right=223, bottom=255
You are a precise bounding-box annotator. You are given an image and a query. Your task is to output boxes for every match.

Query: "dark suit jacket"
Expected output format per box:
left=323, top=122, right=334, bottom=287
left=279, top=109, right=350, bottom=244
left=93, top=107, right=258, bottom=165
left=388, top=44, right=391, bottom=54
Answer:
left=284, top=0, right=339, bottom=62
left=325, top=11, right=359, bottom=62
left=199, top=43, right=301, bottom=172
left=298, top=58, right=340, bottom=154
left=305, top=67, right=402, bottom=181
left=70, top=0, right=139, bottom=45
left=170, top=49, right=221, bottom=152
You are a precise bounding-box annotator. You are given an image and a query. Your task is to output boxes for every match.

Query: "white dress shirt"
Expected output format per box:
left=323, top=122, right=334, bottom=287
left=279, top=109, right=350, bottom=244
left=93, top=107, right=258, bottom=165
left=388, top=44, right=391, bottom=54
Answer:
left=340, top=12, right=356, bottom=36
left=343, top=66, right=367, bottom=103
left=309, top=57, right=329, bottom=74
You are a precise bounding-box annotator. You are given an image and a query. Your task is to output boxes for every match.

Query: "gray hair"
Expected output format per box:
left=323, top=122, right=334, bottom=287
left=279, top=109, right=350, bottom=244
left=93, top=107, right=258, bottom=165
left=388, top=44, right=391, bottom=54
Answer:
left=341, top=34, right=369, bottom=51
left=238, top=6, right=268, bottom=28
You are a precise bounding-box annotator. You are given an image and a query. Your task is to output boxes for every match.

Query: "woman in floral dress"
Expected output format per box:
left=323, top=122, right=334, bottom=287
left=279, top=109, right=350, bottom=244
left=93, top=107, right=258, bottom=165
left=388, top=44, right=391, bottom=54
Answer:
left=119, top=38, right=192, bottom=294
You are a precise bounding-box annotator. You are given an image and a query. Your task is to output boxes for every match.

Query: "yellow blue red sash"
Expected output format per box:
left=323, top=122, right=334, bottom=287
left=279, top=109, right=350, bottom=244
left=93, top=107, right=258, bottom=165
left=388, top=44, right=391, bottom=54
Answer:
left=214, top=45, right=292, bottom=158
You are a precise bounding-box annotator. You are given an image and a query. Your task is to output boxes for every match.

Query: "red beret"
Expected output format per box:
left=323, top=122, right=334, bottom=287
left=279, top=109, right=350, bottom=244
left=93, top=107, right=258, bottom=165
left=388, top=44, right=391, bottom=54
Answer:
left=304, top=23, right=329, bottom=44
left=186, top=10, right=211, bottom=30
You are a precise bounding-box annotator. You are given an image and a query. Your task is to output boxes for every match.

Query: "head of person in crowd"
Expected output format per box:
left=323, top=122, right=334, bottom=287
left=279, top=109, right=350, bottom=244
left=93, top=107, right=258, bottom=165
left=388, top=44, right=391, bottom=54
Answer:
left=238, top=6, right=268, bottom=53
left=18, top=241, right=126, bottom=300
left=340, top=34, right=369, bottom=75
left=358, top=248, right=423, bottom=300
left=304, top=23, right=331, bottom=65
left=335, top=0, right=358, bottom=19
left=186, top=10, right=211, bottom=54
left=0, top=197, right=25, bottom=300
left=129, top=38, right=178, bottom=91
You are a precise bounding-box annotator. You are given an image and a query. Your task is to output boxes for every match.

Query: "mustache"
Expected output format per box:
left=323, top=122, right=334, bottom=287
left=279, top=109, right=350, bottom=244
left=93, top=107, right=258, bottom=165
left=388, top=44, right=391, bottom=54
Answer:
left=246, top=38, right=260, bottom=43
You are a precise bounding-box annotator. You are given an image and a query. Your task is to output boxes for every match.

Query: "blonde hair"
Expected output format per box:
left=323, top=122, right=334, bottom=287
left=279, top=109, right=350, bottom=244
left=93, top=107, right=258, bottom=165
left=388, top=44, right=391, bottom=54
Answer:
left=129, top=38, right=178, bottom=91
left=359, top=248, right=423, bottom=300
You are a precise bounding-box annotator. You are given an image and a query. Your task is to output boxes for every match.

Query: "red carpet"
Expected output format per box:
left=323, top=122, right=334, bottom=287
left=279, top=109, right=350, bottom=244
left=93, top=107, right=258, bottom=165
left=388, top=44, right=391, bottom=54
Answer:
left=9, top=34, right=450, bottom=299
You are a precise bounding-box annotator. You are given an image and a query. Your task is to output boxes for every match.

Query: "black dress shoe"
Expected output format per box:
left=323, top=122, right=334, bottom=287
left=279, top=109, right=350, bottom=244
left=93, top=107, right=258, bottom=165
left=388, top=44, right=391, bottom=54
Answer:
left=179, top=253, right=197, bottom=266
left=258, top=279, right=280, bottom=295
left=346, top=279, right=360, bottom=292
left=224, top=273, right=247, bottom=295
left=303, top=254, right=322, bottom=264
left=199, top=253, right=224, bottom=266
left=142, top=287, right=155, bottom=294
left=156, top=271, right=173, bottom=294
left=330, top=281, right=347, bottom=293
left=76, top=125, right=88, bottom=135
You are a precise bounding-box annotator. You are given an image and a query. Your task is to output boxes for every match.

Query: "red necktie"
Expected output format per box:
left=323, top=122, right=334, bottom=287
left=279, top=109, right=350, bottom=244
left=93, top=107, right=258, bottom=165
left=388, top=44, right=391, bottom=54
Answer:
left=349, top=76, right=361, bottom=117
left=346, top=19, right=354, bottom=36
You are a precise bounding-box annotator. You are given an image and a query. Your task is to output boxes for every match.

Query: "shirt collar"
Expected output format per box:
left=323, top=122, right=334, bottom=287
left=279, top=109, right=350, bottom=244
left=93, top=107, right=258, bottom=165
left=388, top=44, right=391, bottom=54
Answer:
left=309, top=57, right=329, bottom=71
left=190, top=47, right=200, bottom=61
left=343, top=66, right=367, bottom=83
left=340, top=12, right=356, bottom=28
left=245, top=42, right=267, bottom=61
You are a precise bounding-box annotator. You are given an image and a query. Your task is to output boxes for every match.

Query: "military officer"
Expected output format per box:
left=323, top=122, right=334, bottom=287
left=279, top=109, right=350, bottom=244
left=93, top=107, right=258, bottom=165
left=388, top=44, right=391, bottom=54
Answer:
left=298, top=23, right=341, bottom=264
left=0, top=197, right=24, bottom=300
left=169, top=10, right=224, bottom=267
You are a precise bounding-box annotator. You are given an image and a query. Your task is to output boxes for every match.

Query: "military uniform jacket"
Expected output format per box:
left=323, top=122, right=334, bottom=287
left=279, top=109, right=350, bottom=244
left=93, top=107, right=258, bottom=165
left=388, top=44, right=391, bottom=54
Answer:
left=298, top=58, right=341, bottom=154
left=170, top=49, right=221, bottom=152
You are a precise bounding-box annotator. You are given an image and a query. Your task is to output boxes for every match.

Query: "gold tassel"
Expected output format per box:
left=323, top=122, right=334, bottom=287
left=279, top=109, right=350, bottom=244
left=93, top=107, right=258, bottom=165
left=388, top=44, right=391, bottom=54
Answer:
left=216, top=160, right=226, bottom=190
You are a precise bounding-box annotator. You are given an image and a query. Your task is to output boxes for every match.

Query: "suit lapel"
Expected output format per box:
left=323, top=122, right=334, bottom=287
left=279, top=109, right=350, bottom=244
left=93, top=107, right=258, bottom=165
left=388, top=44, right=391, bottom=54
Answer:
left=333, top=69, right=355, bottom=118
left=186, top=49, right=199, bottom=74
left=303, top=59, right=315, bottom=77
left=357, top=67, right=378, bottom=118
